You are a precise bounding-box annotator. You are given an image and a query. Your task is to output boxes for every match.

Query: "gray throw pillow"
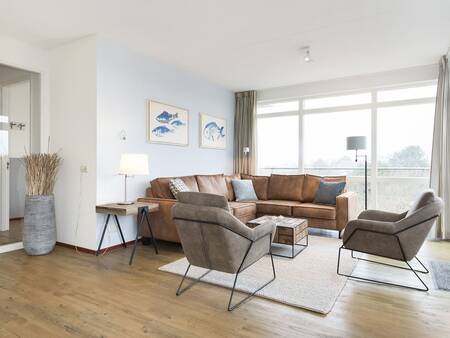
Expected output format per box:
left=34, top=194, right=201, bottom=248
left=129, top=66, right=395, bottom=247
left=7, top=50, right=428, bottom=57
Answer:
left=231, top=179, right=258, bottom=201
left=313, top=181, right=346, bottom=205
left=169, top=178, right=190, bottom=198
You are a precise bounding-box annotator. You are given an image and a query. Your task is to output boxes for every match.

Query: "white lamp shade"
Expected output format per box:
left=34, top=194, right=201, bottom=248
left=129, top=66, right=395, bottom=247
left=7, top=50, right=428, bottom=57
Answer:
left=347, top=136, right=367, bottom=151
left=119, top=154, right=149, bottom=175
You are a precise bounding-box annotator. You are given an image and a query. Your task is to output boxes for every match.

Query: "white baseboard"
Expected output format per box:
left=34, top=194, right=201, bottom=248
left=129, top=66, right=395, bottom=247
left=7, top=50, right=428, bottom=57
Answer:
left=0, top=241, right=23, bottom=253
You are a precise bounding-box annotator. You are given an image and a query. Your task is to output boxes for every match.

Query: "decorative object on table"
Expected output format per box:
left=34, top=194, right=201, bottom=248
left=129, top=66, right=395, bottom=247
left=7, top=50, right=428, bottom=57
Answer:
left=169, top=178, right=190, bottom=198
left=347, top=136, right=368, bottom=210
left=96, top=202, right=159, bottom=265
left=337, top=190, right=443, bottom=291
left=147, top=100, right=189, bottom=146
left=199, top=113, right=226, bottom=149
left=23, top=152, right=62, bottom=255
left=231, top=179, right=258, bottom=201
left=314, top=181, right=346, bottom=205
left=118, top=154, right=149, bottom=205
left=248, top=215, right=308, bottom=259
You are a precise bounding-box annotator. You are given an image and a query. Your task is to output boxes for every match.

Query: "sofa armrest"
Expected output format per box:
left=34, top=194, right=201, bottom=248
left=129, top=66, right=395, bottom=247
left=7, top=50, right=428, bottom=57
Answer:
left=336, top=191, right=358, bottom=230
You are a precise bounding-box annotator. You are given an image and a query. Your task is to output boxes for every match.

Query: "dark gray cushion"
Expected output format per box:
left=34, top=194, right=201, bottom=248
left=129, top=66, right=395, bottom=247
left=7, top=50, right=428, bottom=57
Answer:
left=231, top=179, right=258, bottom=202
left=313, top=181, right=346, bottom=205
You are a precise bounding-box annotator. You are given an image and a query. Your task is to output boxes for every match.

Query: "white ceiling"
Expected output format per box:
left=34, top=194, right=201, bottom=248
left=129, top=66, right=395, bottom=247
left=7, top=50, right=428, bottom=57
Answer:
left=0, top=0, right=449, bottom=91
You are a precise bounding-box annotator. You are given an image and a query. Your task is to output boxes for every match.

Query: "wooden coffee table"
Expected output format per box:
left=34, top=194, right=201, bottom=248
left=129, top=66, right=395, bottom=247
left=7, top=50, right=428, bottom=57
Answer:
left=248, top=216, right=308, bottom=258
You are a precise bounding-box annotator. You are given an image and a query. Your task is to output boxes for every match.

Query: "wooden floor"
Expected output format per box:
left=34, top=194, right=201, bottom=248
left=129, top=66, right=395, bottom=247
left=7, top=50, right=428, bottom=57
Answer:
left=0, top=239, right=450, bottom=338
left=0, top=218, right=22, bottom=245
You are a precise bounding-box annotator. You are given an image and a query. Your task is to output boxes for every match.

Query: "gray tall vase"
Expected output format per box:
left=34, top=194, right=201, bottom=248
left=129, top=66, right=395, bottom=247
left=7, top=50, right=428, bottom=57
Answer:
left=23, top=195, right=56, bottom=255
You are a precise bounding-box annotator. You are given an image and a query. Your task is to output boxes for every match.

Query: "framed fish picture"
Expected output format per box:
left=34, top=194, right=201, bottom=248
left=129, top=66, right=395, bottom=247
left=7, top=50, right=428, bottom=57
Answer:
left=199, top=113, right=227, bottom=149
left=147, top=100, right=189, bottom=146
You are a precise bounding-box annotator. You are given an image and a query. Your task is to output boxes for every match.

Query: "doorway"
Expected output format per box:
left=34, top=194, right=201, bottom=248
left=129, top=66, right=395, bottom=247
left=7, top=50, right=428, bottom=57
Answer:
left=0, top=64, right=41, bottom=246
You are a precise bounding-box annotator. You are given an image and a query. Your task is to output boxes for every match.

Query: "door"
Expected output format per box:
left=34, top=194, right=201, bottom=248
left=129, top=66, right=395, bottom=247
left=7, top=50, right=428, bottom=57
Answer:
left=0, top=80, right=31, bottom=231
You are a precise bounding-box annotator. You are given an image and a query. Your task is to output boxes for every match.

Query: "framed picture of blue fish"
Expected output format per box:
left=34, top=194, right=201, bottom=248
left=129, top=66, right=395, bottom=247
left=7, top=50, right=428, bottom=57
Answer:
left=147, top=100, right=189, bottom=146
left=199, top=113, right=227, bottom=149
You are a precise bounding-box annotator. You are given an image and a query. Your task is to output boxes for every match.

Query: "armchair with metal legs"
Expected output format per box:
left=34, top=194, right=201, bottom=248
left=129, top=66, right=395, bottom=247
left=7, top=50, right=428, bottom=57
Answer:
left=172, top=192, right=277, bottom=311
left=337, top=190, right=442, bottom=291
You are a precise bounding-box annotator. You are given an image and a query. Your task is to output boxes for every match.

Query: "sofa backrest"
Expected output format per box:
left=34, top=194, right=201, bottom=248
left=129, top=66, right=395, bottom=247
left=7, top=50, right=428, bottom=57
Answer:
left=149, top=172, right=347, bottom=202
left=150, top=175, right=199, bottom=199
left=241, top=174, right=269, bottom=200
left=302, top=174, right=347, bottom=202
left=267, top=174, right=305, bottom=201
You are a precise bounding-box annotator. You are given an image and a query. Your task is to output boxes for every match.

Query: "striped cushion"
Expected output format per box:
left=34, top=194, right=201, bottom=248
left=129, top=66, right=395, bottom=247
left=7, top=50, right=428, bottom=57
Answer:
left=169, top=178, right=190, bottom=198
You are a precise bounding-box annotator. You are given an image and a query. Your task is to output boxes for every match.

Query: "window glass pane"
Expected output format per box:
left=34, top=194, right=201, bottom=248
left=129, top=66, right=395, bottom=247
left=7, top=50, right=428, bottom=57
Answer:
left=257, top=101, right=299, bottom=115
left=304, top=110, right=371, bottom=211
left=257, top=115, right=299, bottom=175
left=303, top=93, right=371, bottom=110
left=377, top=103, right=434, bottom=212
left=377, top=85, right=437, bottom=102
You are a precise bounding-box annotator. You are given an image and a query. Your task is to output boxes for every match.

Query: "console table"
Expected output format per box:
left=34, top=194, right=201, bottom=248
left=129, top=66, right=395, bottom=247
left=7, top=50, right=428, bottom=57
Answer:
left=95, top=202, right=159, bottom=265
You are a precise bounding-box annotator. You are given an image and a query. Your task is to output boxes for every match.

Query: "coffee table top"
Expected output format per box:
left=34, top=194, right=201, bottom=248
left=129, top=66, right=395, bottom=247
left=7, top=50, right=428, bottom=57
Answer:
left=248, top=215, right=307, bottom=229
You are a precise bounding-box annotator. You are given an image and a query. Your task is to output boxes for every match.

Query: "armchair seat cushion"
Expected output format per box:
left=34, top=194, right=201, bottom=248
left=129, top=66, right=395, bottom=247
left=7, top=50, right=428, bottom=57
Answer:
left=292, top=203, right=336, bottom=220
left=255, top=200, right=302, bottom=216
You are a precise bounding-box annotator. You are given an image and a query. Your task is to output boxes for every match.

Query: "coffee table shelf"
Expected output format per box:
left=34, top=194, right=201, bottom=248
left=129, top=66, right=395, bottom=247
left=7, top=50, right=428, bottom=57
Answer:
left=247, top=216, right=308, bottom=259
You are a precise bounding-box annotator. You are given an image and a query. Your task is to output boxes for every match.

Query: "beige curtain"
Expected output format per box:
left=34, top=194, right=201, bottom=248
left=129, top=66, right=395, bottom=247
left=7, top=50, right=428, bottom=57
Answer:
left=430, top=55, right=449, bottom=239
left=234, top=91, right=256, bottom=174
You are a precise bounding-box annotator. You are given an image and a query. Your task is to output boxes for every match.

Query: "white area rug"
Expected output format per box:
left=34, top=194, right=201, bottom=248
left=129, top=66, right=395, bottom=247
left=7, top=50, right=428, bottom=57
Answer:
left=159, top=236, right=356, bottom=314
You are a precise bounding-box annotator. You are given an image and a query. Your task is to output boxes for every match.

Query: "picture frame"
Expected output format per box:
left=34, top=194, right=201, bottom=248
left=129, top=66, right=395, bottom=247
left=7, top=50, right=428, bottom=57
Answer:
left=147, top=100, right=189, bottom=146
left=199, top=113, right=227, bottom=149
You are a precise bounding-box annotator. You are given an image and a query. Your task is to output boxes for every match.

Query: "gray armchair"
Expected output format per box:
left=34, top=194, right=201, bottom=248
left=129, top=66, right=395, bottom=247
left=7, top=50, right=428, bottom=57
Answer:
left=337, top=190, right=443, bottom=291
left=172, top=192, right=276, bottom=311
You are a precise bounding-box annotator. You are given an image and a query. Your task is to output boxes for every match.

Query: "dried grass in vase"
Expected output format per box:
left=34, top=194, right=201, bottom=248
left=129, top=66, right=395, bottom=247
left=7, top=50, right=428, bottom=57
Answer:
left=24, top=152, right=62, bottom=196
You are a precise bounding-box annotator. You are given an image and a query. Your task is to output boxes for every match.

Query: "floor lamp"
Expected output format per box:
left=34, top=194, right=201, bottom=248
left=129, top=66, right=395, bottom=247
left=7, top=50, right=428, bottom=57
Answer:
left=347, top=136, right=368, bottom=210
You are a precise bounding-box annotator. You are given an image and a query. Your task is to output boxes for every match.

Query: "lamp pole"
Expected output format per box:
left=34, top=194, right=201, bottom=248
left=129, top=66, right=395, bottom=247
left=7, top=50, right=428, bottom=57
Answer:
left=355, top=149, right=368, bottom=210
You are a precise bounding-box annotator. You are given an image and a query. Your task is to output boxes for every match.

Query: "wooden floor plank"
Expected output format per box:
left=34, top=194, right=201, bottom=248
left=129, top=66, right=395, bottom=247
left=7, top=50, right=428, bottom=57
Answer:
left=0, top=239, right=449, bottom=337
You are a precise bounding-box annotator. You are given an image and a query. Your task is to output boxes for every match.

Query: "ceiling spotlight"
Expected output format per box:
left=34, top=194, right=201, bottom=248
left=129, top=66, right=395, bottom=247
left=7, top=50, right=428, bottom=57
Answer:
left=301, top=46, right=312, bottom=63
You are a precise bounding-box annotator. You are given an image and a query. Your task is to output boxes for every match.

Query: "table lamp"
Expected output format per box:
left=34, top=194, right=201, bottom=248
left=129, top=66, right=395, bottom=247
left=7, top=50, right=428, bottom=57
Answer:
left=118, top=154, right=149, bottom=205
left=347, top=136, right=368, bottom=210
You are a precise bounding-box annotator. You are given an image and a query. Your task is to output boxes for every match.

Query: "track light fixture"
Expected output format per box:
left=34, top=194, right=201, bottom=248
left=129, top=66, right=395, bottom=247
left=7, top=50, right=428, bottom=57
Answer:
left=301, top=46, right=312, bottom=63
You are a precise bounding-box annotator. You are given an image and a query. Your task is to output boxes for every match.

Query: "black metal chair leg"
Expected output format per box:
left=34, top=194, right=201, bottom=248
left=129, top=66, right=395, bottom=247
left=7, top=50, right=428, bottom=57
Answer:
left=96, top=214, right=110, bottom=256
left=228, top=235, right=276, bottom=311
left=337, top=246, right=429, bottom=291
left=176, top=264, right=211, bottom=296
left=228, top=251, right=276, bottom=311
left=113, top=215, right=127, bottom=248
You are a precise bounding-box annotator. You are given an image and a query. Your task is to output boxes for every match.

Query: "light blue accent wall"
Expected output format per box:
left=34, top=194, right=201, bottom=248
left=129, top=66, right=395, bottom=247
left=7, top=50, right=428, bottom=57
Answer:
left=96, top=37, right=234, bottom=247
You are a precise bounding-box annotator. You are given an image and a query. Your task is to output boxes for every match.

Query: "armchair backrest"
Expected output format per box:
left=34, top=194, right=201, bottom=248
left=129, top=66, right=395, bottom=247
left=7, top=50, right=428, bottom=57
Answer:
left=172, top=192, right=253, bottom=274
left=395, top=190, right=443, bottom=260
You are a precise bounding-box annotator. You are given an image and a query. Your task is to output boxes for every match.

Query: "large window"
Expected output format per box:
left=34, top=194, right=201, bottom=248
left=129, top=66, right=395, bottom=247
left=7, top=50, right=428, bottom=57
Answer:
left=257, top=82, right=437, bottom=213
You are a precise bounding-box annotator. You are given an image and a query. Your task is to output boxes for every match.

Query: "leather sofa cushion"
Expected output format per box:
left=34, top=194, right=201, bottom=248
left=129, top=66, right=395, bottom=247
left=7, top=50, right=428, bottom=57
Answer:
left=255, top=200, right=302, bottom=216
left=292, top=203, right=336, bottom=220
left=241, top=174, right=269, bottom=200
left=302, top=174, right=347, bottom=202
left=267, top=174, right=305, bottom=201
left=196, top=174, right=228, bottom=198
left=151, top=175, right=199, bottom=199
left=229, top=202, right=256, bottom=221
left=225, top=173, right=241, bottom=201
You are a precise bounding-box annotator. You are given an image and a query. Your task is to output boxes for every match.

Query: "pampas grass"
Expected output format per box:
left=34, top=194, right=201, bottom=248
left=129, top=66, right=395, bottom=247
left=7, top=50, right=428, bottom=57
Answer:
left=24, top=152, right=62, bottom=196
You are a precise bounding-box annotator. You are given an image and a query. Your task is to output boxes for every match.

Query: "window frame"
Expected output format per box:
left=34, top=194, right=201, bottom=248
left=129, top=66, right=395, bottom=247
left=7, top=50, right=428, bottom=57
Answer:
left=256, top=80, right=437, bottom=208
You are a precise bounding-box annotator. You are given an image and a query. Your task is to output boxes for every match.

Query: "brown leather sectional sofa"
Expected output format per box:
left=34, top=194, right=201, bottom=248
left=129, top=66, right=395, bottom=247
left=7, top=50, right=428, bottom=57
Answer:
left=137, top=173, right=359, bottom=243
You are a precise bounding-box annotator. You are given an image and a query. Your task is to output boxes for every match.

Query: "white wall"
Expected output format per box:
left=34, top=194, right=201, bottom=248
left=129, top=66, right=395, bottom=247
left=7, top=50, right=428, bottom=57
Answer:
left=258, top=64, right=438, bottom=101
left=50, top=36, right=98, bottom=250
left=96, top=37, right=234, bottom=247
